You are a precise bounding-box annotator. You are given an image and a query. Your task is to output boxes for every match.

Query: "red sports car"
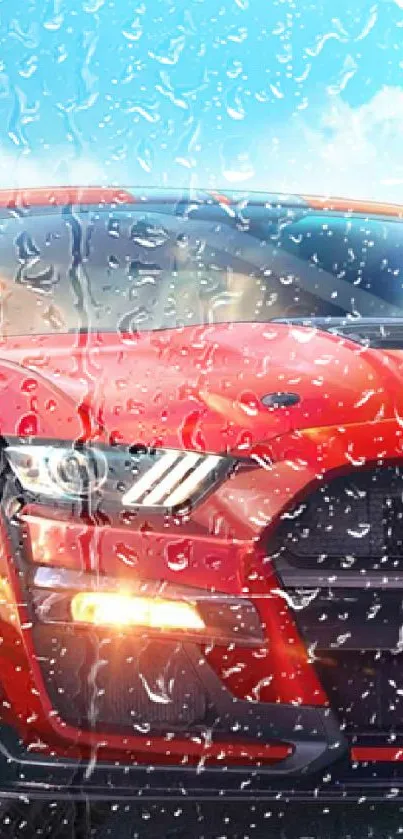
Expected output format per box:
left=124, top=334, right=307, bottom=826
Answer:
left=0, top=186, right=401, bottom=810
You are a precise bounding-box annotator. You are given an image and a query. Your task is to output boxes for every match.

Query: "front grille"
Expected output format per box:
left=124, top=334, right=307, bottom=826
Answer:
left=273, top=465, right=403, bottom=571
left=315, top=650, right=403, bottom=732
left=272, top=465, right=403, bottom=735
left=33, top=625, right=207, bottom=733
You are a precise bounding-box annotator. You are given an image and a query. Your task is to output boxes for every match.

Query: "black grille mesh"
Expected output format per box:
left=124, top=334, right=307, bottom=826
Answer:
left=273, top=465, right=403, bottom=734
left=33, top=625, right=207, bottom=732
left=315, top=650, right=403, bottom=732
left=273, top=466, right=403, bottom=571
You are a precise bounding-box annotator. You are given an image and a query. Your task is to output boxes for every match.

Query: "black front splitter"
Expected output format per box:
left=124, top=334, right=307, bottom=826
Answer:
left=3, top=780, right=403, bottom=803
left=0, top=744, right=401, bottom=803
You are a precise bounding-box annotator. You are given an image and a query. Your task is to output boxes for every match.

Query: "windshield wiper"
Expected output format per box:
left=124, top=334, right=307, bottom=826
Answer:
left=272, top=317, right=403, bottom=349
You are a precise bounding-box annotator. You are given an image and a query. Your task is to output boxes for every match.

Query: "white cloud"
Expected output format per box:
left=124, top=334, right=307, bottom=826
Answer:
left=245, top=86, right=403, bottom=201
left=0, top=148, right=107, bottom=189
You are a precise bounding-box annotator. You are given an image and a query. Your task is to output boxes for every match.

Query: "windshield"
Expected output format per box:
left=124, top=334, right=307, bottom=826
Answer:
left=1, top=202, right=403, bottom=336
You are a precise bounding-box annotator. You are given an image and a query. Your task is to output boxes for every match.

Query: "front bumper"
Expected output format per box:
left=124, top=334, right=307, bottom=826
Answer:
left=0, top=643, right=348, bottom=798
left=0, top=725, right=402, bottom=803
left=2, top=420, right=403, bottom=802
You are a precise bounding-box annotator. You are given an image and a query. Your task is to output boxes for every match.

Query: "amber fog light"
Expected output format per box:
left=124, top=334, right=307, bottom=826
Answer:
left=70, top=591, right=206, bottom=631
left=31, top=568, right=265, bottom=645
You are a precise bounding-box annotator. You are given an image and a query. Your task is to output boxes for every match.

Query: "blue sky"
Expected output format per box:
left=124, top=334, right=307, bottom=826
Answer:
left=0, top=0, right=402, bottom=200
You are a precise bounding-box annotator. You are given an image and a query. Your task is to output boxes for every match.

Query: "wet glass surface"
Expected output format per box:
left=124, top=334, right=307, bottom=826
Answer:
left=0, top=0, right=403, bottom=836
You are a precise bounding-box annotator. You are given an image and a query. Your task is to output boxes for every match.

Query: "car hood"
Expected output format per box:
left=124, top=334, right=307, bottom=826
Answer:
left=1, top=322, right=403, bottom=454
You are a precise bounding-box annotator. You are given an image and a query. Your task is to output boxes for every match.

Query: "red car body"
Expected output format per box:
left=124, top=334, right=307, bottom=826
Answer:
left=0, top=187, right=401, bottom=800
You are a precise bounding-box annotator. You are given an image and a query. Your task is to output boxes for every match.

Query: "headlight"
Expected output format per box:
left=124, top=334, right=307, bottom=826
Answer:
left=4, top=441, right=230, bottom=511
left=5, top=445, right=108, bottom=498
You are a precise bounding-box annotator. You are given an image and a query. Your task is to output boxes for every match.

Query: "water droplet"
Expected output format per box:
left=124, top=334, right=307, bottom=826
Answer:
left=107, top=218, right=120, bottom=238
left=130, top=220, right=168, bottom=248
left=19, top=56, right=38, bottom=79
left=226, top=88, right=245, bottom=121
left=21, top=378, right=37, bottom=394
left=115, top=542, right=139, bottom=566
left=149, top=36, right=186, bottom=66
left=137, top=139, right=154, bottom=173
left=290, top=327, right=317, bottom=344
left=17, top=413, right=38, bottom=436
left=327, top=55, right=358, bottom=96
left=270, top=84, right=284, bottom=100
left=84, top=0, right=105, bottom=12
left=165, top=539, right=191, bottom=572
left=122, top=17, right=143, bottom=41
left=347, top=523, right=371, bottom=539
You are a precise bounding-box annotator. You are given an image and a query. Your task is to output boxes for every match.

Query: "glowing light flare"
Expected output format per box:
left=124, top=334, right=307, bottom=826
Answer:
left=70, top=591, right=206, bottom=631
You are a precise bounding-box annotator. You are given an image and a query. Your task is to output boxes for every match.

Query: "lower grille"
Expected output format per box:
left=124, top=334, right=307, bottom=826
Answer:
left=314, top=650, right=403, bottom=732
left=272, top=464, right=403, bottom=735
left=33, top=625, right=207, bottom=733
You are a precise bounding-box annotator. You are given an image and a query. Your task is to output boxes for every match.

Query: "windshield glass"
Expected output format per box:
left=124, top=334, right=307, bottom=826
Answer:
left=1, top=201, right=403, bottom=336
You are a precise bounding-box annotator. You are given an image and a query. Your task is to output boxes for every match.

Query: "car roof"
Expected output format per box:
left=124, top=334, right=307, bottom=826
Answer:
left=0, top=187, right=401, bottom=220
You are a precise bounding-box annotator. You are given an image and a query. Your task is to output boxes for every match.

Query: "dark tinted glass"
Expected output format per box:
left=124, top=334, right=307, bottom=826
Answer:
left=0, top=204, right=402, bottom=336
